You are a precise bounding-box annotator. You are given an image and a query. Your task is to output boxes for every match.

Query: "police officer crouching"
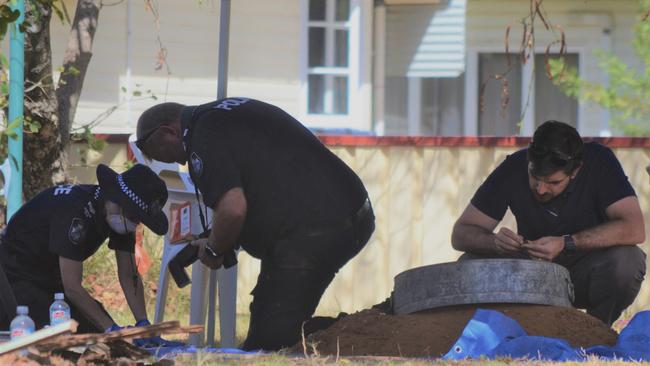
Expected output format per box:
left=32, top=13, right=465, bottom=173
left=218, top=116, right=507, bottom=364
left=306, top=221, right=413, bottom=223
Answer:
left=0, top=164, right=179, bottom=344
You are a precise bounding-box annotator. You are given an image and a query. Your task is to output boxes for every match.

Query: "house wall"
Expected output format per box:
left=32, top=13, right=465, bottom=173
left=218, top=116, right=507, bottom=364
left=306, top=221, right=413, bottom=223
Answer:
left=49, top=0, right=303, bottom=134
left=20, top=0, right=642, bottom=137
left=68, top=140, right=650, bottom=319
left=465, top=0, right=641, bottom=136
left=381, top=0, right=641, bottom=136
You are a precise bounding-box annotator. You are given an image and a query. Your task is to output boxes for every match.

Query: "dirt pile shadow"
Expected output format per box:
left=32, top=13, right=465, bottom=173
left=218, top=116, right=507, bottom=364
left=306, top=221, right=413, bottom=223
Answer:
left=296, top=304, right=617, bottom=358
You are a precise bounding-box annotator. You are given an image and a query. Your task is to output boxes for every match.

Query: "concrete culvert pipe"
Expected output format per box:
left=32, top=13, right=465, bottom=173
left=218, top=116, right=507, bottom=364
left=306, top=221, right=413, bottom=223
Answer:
left=392, top=259, right=574, bottom=315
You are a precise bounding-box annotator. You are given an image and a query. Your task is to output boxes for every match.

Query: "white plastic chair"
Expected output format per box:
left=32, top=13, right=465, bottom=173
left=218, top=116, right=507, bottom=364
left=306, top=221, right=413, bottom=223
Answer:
left=128, top=135, right=237, bottom=347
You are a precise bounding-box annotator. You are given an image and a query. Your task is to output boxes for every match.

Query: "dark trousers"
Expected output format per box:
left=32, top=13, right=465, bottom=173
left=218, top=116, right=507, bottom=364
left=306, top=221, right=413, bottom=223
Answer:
left=0, top=275, right=110, bottom=333
left=241, top=204, right=375, bottom=351
left=459, top=245, right=646, bottom=325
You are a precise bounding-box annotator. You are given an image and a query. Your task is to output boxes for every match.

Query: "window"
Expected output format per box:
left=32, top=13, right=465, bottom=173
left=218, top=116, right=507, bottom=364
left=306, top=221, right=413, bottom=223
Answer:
left=478, top=54, right=523, bottom=135
left=534, top=54, right=578, bottom=128
left=475, top=52, right=579, bottom=136
left=307, top=0, right=351, bottom=115
left=421, top=76, right=465, bottom=135
left=384, top=75, right=465, bottom=135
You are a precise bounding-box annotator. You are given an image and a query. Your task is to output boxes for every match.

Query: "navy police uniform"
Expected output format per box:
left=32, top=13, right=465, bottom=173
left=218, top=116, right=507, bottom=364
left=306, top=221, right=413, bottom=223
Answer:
left=465, top=142, right=646, bottom=324
left=0, top=184, right=133, bottom=332
left=180, top=98, right=375, bottom=350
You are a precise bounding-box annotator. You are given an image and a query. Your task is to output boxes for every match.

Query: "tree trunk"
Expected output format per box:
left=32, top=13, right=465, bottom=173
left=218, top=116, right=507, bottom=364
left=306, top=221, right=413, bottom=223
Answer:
left=22, top=1, right=60, bottom=200
left=21, top=0, right=102, bottom=200
left=56, top=0, right=102, bottom=148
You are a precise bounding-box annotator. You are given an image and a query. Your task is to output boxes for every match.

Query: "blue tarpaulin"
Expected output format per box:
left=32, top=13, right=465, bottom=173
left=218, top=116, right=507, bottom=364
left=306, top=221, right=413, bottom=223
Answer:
left=147, top=346, right=262, bottom=358
left=444, top=308, right=650, bottom=361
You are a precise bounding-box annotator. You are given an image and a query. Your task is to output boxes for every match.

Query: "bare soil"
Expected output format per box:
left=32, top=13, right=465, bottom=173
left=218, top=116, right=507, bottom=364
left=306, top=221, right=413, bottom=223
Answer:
left=298, top=304, right=618, bottom=358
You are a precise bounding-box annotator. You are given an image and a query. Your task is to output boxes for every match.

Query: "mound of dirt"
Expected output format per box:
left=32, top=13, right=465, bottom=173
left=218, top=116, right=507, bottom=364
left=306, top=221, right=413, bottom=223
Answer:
left=298, top=304, right=618, bottom=358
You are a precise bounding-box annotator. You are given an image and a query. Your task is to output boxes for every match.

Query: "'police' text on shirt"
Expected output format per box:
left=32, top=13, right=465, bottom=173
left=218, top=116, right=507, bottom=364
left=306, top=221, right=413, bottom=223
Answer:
left=213, top=98, right=250, bottom=111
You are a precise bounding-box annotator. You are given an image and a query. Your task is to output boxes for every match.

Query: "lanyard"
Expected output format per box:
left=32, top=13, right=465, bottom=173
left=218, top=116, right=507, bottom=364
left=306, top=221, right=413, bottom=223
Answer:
left=181, top=106, right=210, bottom=234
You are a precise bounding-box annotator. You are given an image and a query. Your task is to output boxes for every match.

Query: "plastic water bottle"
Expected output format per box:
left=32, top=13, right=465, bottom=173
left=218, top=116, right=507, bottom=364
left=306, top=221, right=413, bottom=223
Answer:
left=10, top=306, right=35, bottom=340
left=49, top=292, right=71, bottom=326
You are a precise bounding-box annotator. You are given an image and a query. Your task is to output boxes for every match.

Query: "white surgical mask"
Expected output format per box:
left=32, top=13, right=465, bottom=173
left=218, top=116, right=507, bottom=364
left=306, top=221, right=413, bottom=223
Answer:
left=107, top=213, right=138, bottom=234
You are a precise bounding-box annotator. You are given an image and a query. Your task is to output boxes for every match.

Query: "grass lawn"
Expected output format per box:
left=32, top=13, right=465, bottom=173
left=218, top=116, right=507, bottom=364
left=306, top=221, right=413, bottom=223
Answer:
left=163, top=354, right=650, bottom=365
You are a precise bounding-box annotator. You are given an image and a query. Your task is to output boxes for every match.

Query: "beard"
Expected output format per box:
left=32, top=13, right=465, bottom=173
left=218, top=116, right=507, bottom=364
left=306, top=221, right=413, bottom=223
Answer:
left=532, top=190, right=554, bottom=203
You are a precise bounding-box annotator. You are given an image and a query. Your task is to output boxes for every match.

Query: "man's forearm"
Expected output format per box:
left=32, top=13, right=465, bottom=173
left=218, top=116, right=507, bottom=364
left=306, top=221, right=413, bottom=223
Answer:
left=118, top=271, right=147, bottom=321
left=207, top=188, right=246, bottom=254
left=452, top=223, right=498, bottom=254
left=208, top=209, right=244, bottom=254
left=116, top=252, right=147, bottom=321
left=573, top=219, right=644, bottom=250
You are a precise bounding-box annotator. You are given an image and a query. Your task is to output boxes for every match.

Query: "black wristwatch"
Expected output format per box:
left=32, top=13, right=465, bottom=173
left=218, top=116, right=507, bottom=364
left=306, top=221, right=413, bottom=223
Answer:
left=562, top=235, right=577, bottom=255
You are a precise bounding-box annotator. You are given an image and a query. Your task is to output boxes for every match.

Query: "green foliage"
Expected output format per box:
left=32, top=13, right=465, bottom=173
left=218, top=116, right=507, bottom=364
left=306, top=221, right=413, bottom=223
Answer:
left=0, top=4, right=21, bottom=40
left=0, top=1, right=158, bottom=168
left=50, top=0, right=70, bottom=24
left=0, top=0, right=71, bottom=164
left=69, top=84, right=158, bottom=167
left=4, top=116, right=22, bottom=139
left=71, top=126, right=107, bottom=166
left=550, top=0, right=650, bottom=136
left=23, top=116, right=41, bottom=133
left=0, top=1, right=69, bottom=41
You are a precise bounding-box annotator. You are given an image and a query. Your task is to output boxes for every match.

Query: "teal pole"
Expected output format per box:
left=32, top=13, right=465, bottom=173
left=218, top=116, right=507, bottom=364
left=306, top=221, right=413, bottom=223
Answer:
left=7, top=0, right=25, bottom=220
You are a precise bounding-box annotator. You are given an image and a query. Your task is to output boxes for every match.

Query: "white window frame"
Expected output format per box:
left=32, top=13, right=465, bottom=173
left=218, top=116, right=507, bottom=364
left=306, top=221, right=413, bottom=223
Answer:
left=464, top=46, right=586, bottom=136
left=299, top=0, right=373, bottom=131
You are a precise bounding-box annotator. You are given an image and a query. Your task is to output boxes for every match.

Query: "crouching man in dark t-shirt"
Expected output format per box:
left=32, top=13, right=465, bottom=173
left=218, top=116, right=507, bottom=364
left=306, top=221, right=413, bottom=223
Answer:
left=451, top=120, right=646, bottom=325
left=135, top=98, right=375, bottom=350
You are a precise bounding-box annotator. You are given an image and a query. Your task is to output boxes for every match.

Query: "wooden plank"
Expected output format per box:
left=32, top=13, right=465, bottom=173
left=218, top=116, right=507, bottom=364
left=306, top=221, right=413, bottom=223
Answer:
left=0, top=320, right=78, bottom=356
left=37, top=321, right=183, bottom=350
left=161, top=324, right=204, bottom=335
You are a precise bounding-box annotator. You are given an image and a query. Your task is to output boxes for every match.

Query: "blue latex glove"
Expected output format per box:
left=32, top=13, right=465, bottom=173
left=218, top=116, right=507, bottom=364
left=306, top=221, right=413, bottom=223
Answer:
left=135, top=319, right=152, bottom=327
left=133, top=319, right=185, bottom=348
left=133, top=336, right=185, bottom=348
left=104, top=324, right=124, bottom=333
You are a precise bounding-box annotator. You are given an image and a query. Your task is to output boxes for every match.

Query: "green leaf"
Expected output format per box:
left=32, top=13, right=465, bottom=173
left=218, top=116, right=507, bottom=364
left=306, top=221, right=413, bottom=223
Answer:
left=3, top=8, right=20, bottom=23
left=68, top=66, right=80, bottom=76
left=26, top=120, right=41, bottom=133
left=51, top=4, right=65, bottom=24
left=6, top=116, right=22, bottom=133
left=121, top=86, right=127, bottom=92
left=0, top=55, right=7, bottom=69
left=0, top=21, right=8, bottom=39
left=90, top=138, right=107, bottom=152
left=132, top=90, right=142, bottom=97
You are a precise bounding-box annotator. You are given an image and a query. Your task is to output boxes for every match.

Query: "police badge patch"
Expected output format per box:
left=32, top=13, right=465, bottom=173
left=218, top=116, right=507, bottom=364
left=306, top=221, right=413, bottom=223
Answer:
left=68, top=218, right=86, bottom=245
left=191, top=152, right=203, bottom=177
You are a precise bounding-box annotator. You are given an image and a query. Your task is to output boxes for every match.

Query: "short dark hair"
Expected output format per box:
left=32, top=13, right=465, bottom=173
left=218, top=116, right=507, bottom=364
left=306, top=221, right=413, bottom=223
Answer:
left=136, top=102, right=185, bottom=158
left=527, top=120, right=583, bottom=177
left=137, top=102, right=185, bottom=140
